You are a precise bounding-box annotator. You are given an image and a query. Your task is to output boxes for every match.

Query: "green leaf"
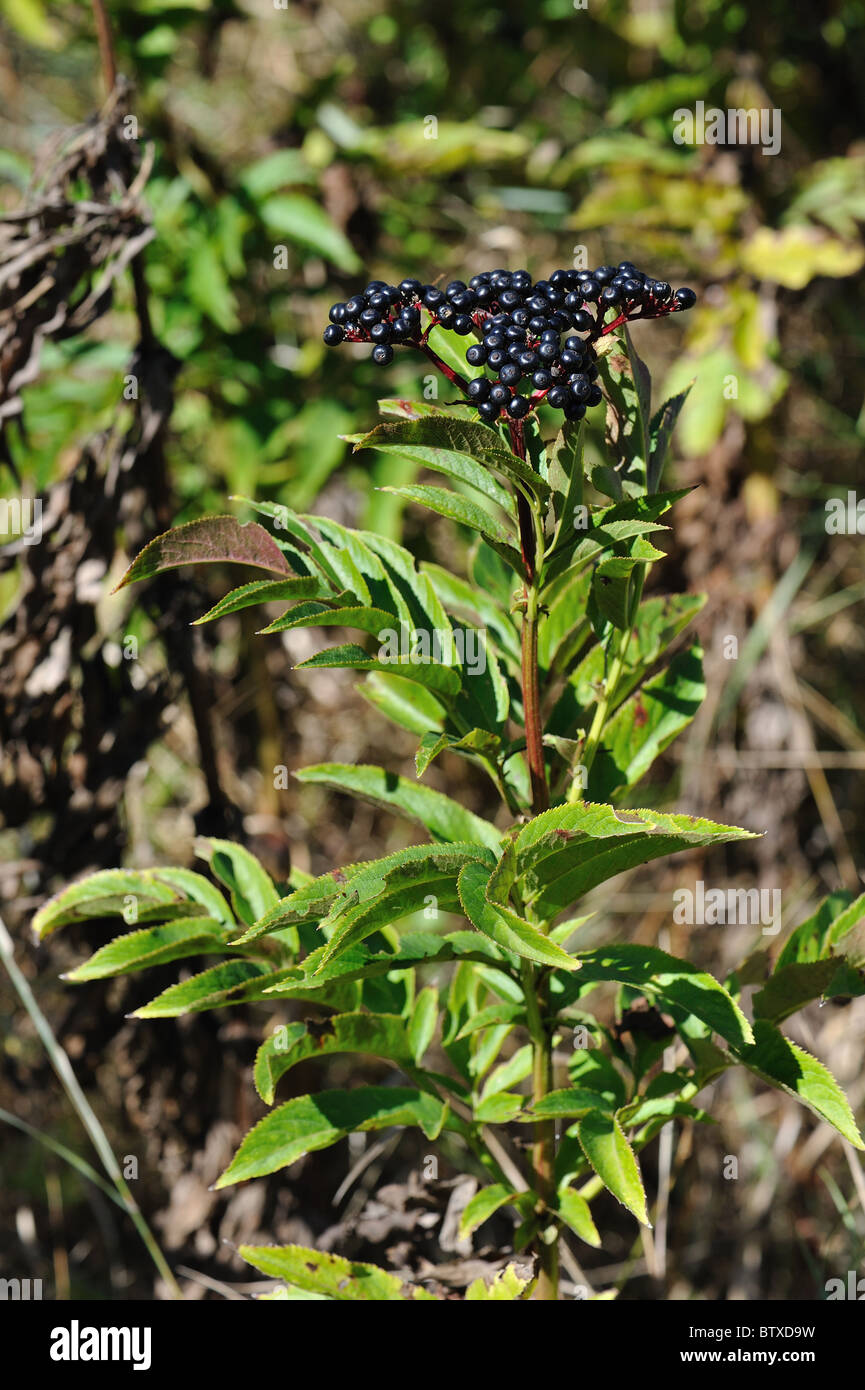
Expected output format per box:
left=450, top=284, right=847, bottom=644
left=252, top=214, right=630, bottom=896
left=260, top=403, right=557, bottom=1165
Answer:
left=575, top=944, right=753, bottom=1051
left=556, top=1187, right=601, bottom=1247
left=296, top=644, right=461, bottom=698
left=195, top=838, right=279, bottom=928
left=360, top=670, right=446, bottom=736
left=481, top=1044, right=533, bottom=1101
left=259, top=193, right=361, bottom=271
left=316, top=882, right=461, bottom=971
left=777, top=892, right=865, bottom=968
left=588, top=645, right=705, bottom=801
left=527, top=1087, right=612, bottom=1119
left=259, top=604, right=397, bottom=636
left=465, top=1264, right=533, bottom=1300
left=114, top=517, right=290, bottom=590
left=457, top=861, right=579, bottom=971
left=295, top=763, right=501, bottom=850
left=455, top=1002, right=526, bottom=1039
left=131, top=960, right=276, bottom=1017
left=215, top=1087, right=448, bottom=1186
left=408, top=987, right=439, bottom=1064
left=577, top=1111, right=649, bottom=1225
left=551, top=592, right=706, bottom=736
left=355, top=417, right=548, bottom=501
left=515, top=802, right=757, bottom=918
left=734, top=1021, right=864, bottom=1149
left=254, top=1013, right=414, bottom=1104
left=380, top=484, right=517, bottom=555
left=752, top=960, right=846, bottom=1024
left=648, top=386, right=693, bottom=494
left=591, top=552, right=647, bottom=630
left=149, top=868, right=235, bottom=926
left=192, top=577, right=323, bottom=624
left=415, top=729, right=501, bottom=778
left=32, top=870, right=182, bottom=938
left=474, top=1092, right=524, bottom=1123
left=546, top=420, right=585, bottom=550
left=239, top=1244, right=435, bottom=1300
left=355, top=420, right=513, bottom=511
left=459, top=1184, right=518, bottom=1238
left=63, top=919, right=230, bottom=982
left=422, top=563, right=520, bottom=667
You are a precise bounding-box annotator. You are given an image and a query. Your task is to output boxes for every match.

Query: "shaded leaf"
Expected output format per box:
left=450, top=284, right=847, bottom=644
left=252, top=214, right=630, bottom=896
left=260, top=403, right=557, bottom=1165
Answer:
left=215, top=1087, right=448, bottom=1186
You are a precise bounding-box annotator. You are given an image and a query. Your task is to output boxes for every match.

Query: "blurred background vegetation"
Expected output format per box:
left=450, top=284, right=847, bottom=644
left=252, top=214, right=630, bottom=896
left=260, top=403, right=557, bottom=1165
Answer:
left=1, top=0, right=864, bottom=1301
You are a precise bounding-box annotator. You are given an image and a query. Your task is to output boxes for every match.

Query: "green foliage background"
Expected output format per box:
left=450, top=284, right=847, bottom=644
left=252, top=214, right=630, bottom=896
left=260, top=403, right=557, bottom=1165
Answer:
left=3, top=0, right=864, bottom=514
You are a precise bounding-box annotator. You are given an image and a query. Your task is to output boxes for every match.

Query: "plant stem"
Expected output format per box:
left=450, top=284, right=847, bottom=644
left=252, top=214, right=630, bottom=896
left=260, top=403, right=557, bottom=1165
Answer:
left=521, top=587, right=549, bottom=813
left=521, top=961, right=559, bottom=1299
left=509, top=421, right=548, bottom=814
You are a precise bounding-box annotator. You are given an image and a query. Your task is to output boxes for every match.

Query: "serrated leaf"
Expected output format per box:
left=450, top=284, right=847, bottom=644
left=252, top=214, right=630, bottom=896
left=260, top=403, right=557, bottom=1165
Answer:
left=296, top=644, right=462, bottom=698
left=32, top=871, right=183, bottom=938
left=131, top=960, right=276, bottom=1017
left=215, top=1087, right=448, bottom=1186
left=355, top=416, right=548, bottom=501
left=515, top=801, right=756, bottom=918
left=360, top=670, right=446, bottom=736
left=752, top=959, right=844, bottom=1024
left=777, top=892, right=865, bottom=968
left=550, top=591, right=706, bottom=736
left=380, top=484, right=517, bottom=554
left=457, top=861, right=579, bottom=971
left=239, top=1244, right=435, bottom=1300
left=295, top=763, right=501, bottom=850
left=114, top=517, right=290, bottom=590
left=575, top=944, right=753, bottom=1051
left=63, top=918, right=230, bottom=982
left=734, top=1020, right=864, bottom=1148
left=577, top=1111, right=649, bottom=1225
left=526, top=1087, right=612, bottom=1120
left=459, top=1184, right=518, bottom=1238
left=480, top=1044, right=533, bottom=1101
left=648, top=385, right=692, bottom=493
left=192, top=577, right=322, bottom=624
left=557, top=1187, right=601, bottom=1247
left=254, top=1013, right=414, bottom=1104
left=259, top=604, right=396, bottom=636
left=316, top=882, right=461, bottom=971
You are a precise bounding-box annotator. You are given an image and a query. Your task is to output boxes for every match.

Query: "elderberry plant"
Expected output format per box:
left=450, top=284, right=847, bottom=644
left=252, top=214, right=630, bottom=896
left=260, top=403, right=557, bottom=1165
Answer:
left=36, top=264, right=864, bottom=1302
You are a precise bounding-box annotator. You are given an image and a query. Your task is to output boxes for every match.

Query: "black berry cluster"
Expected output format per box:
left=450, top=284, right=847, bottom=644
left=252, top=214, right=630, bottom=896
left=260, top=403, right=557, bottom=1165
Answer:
left=324, top=265, right=696, bottom=423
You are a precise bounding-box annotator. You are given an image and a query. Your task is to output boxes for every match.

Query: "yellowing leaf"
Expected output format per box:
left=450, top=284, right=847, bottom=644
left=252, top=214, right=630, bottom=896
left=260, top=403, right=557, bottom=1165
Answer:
left=741, top=226, right=865, bottom=289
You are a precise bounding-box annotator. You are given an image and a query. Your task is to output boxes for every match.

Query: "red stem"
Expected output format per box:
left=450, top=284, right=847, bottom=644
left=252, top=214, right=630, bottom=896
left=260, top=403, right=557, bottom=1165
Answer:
left=508, top=421, right=548, bottom=813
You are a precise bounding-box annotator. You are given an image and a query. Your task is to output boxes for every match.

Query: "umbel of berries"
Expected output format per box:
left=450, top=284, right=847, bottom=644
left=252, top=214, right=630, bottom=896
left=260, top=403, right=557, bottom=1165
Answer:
left=324, top=264, right=697, bottom=424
